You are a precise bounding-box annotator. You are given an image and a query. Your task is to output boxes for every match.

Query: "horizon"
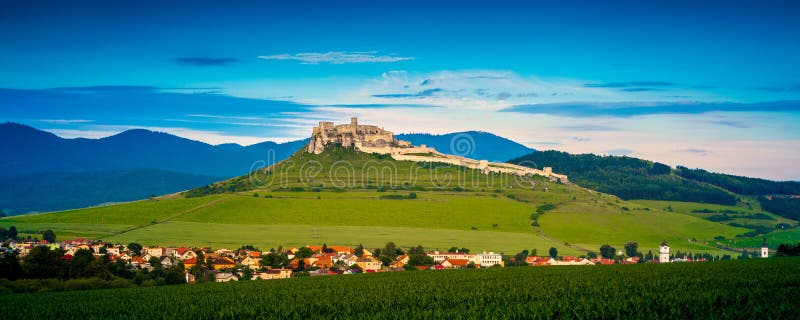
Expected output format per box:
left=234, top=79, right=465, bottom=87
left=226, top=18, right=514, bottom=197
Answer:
left=6, top=120, right=799, bottom=182
left=2, top=1, right=800, bottom=180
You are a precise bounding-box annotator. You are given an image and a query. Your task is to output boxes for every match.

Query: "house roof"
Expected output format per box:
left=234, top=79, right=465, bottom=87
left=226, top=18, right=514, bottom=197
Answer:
left=183, top=258, right=197, bottom=264
left=446, top=259, right=470, bottom=266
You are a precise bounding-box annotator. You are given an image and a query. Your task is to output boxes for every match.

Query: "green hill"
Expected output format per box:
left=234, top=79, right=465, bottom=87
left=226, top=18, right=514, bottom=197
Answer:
left=509, top=151, right=738, bottom=205
left=1, top=145, right=788, bottom=256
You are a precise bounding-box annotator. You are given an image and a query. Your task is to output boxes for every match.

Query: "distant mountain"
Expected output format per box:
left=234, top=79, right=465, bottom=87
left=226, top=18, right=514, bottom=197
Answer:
left=1, top=123, right=538, bottom=213
left=0, top=122, right=306, bottom=178
left=0, top=170, right=223, bottom=214
left=397, top=131, right=534, bottom=162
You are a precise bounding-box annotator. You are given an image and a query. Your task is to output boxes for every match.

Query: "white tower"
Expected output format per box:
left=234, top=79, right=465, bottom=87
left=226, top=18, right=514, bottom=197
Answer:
left=659, top=240, right=670, bottom=263
left=761, top=237, right=769, bottom=258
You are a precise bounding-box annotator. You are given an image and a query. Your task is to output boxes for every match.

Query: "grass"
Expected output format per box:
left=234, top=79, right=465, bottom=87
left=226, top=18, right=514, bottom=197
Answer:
left=1, top=146, right=785, bottom=256
left=725, top=228, right=800, bottom=249
left=102, top=221, right=578, bottom=255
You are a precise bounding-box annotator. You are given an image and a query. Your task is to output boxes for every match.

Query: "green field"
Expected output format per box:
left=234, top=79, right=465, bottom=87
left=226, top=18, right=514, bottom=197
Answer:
left=1, top=147, right=791, bottom=256
left=2, top=259, right=798, bottom=319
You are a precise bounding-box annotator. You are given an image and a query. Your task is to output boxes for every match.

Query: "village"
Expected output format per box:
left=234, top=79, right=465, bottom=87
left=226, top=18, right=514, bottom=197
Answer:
left=2, top=235, right=761, bottom=284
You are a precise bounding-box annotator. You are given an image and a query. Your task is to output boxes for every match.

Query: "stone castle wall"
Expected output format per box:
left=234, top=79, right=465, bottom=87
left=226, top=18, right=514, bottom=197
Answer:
left=306, top=118, right=568, bottom=182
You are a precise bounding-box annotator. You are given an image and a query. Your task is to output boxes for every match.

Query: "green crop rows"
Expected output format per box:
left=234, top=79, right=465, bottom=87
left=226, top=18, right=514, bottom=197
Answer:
left=2, top=258, right=799, bottom=319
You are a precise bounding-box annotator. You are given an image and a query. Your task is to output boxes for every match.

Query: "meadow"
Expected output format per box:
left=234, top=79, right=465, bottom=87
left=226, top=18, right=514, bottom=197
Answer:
left=1, top=258, right=798, bottom=319
left=1, top=147, right=792, bottom=256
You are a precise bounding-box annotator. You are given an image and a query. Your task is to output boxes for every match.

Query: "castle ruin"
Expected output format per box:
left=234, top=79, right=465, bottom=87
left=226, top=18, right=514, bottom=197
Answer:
left=307, top=117, right=412, bottom=154
left=306, top=118, right=568, bottom=182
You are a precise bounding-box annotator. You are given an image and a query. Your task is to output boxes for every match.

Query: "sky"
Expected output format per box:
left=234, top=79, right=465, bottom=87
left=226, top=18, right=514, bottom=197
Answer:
left=1, top=0, right=800, bottom=180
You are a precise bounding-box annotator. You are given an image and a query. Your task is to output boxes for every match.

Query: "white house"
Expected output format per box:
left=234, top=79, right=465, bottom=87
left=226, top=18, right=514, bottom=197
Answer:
left=761, top=237, right=769, bottom=258
left=474, top=252, right=503, bottom=267
left=426, top=251, right=476, bottom=264
left=215, top=272, right=238, bottom=282
left=659, top=241, right=670, bottom=263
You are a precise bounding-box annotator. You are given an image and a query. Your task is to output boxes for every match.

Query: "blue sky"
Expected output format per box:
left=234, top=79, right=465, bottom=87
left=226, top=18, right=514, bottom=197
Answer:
left=1, top=0, right=800, bottom=179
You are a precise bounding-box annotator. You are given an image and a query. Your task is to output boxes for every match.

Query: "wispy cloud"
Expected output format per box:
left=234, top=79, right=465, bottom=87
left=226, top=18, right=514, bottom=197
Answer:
left=583, top=81, right=677, bottom=93
left=501, top=100, right=800, bottom=117
left=559, top=124, right=619, bottom=131
left=709, top=120, right=749, bottom=128
left=584, top=81, right=677, bottom=88
left=754, top=84, right=800, bottom=92
left=372, top=88, right=444, bottom=98
left=257, top=51, right=412, bottom=64
left=323, top=103, right=442, bottom=109
left=682, top=148, right=710, bottom=156
left=38, top=119, right=93, bottom=124
left=173, top=57, right=238, bottom=66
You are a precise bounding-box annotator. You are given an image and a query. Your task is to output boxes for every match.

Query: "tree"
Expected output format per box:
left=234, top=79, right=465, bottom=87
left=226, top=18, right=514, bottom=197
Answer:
left=149, top=256, right=162, bottom=269
left=70, top=248, right=95, bottom=278
left=407, top=254, right=434, bottom=266
left=776, top=242, right=800, bottom=256
left=600, top=244, right=616, bottom=259
left=645, top=250, right=654, bottom=261
left=355, top=244, right=365, bottom=257
left=0, top=250, right=22, bottom=280
left=382, top=242, right=398, bottom=260
left=586, top=251, right=597, bottom=259
left=407, top=192, right=417, bottom=199
left=42, top=229, right=56, bottom=243
left=128, top=242, right=143, bottom=256
left=8, top=226, right=17, bottom=241
left=240, top=266, right=253, bottom=281
left=548, top=247, right=558, bottom=258
left=260, top=252, right=288, bottom=269
left=448, top=246, right=459, bottom=253
left=23, top=246, right=64, bottom=279
left=0, top=228, right=6, bottom=240
left=408, top=245, right=425, bottom=255
left=296, top=247, right=314, bottom=258
left=624, top=242, right=639, bottom=257
left=531, top=248, right=537, bottom=257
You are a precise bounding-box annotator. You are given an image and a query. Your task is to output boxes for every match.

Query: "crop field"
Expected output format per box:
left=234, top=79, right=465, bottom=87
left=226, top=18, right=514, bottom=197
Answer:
left=2, top=258, right=798, bottom=319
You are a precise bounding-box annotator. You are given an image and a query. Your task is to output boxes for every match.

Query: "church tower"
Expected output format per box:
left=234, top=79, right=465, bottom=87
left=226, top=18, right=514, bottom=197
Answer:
left=761, top=237, right=769, bottom=258
left=659, top=240, right=670, bottom=263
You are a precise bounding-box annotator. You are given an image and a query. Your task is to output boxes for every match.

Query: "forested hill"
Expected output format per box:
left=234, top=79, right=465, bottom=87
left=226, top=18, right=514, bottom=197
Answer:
left=509, top=151, right=800, bottom=219
left=508, top=151, right=738, bottom=205
left=674, top=167, right=800, bottom=195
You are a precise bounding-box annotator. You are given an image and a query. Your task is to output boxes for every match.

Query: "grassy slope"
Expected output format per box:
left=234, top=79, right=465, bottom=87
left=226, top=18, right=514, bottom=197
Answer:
left=0, top=146, right=752, bottom=255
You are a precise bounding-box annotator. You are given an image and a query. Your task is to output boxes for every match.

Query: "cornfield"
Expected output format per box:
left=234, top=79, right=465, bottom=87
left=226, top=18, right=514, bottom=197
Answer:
left=2, top=258, right=799, bottom=319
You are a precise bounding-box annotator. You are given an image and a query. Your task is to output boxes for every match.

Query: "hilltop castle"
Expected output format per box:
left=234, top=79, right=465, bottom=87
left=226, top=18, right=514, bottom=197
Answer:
left=307, top=117, right=412, bottom=154
left=306, top=118, right=568, bottom=182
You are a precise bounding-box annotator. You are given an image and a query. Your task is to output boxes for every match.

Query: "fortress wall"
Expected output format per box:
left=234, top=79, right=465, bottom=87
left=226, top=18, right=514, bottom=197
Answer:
left=391, top=154, right=471, bottom=167
left=391, top=154, right=569, bottom=181
left=391, top=146, right=438, bottom=155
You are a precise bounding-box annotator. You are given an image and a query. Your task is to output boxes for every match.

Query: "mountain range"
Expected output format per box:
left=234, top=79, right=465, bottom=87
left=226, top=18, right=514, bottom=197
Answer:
left=0, top=123, right=534, bottom=214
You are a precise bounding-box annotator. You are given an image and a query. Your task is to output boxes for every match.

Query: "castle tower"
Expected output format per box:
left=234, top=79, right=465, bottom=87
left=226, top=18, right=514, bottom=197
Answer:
left=659, top=240, right=670, bottom=263
left=351, top=117, right=358, bottom=134
left=761, top=237, right=769, bottom=258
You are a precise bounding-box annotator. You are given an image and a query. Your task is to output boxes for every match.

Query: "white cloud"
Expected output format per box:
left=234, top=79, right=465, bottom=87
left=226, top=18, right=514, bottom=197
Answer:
left=38, top=119, right=93, bottom=124
left=257, top=51, right=412, bottom=64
